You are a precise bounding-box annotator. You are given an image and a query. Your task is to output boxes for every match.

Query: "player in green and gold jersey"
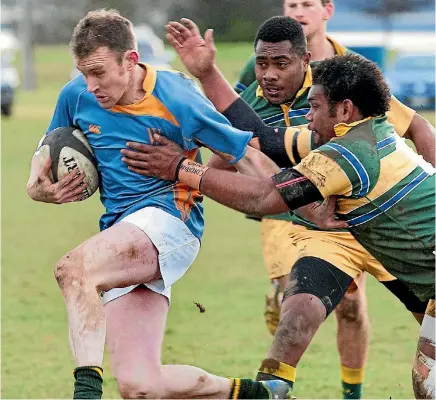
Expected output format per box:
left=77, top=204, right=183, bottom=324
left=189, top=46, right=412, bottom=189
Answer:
left=234, top=14, right=434, bottom=399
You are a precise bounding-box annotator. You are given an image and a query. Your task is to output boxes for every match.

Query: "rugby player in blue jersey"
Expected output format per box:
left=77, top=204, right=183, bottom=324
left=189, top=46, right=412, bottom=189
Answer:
left=26, top=9, right=291, bottom=400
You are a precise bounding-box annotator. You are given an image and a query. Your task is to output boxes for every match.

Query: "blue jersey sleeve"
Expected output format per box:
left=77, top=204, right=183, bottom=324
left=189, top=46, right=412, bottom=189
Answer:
left=46, top=77, right=84, bottom=134
left=159, top=72, right=253, bottom=164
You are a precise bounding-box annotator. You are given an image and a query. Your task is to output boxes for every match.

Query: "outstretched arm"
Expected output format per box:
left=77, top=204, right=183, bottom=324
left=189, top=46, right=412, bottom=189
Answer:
left=199, top=166, right=288, bottom=216
left=121, top=134, right=323, bottom=216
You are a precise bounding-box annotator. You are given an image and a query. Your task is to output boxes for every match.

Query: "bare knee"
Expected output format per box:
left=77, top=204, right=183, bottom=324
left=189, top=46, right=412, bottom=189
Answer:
left=335, top=288, right=368, bottom=325
left=54, top=250, right=84, bottom=291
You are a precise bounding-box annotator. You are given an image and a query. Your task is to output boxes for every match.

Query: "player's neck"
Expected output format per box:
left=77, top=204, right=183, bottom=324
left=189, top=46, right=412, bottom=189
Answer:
left=117, top=64, right=146, bottom=106
left=307, top=30, right=336, bottom=62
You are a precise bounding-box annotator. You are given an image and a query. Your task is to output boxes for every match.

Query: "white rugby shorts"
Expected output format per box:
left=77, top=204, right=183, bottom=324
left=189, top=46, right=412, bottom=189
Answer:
left=101, top=207, right=200, bottom=304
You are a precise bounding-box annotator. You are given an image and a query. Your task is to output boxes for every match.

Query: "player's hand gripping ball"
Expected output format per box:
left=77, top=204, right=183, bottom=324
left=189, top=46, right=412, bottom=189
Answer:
left=36, top=127, right=99, bottom=200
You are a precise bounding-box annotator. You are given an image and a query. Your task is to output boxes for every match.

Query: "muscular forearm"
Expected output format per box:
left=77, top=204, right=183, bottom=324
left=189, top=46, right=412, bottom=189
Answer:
left=176, top=158, right=288, bottom=215
left=404, top=114, right=436, bottom=166
left=175, top=159, right=322, bottom=216
left=200, top=168, right=289, bottom=216
left=199, top=65, right=239, bottom=113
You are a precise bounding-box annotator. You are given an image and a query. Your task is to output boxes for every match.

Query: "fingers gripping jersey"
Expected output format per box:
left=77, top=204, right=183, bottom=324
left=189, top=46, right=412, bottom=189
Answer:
left=292, top=116, right=435, bottom=301
left=47, top=64, right=252, bottom=237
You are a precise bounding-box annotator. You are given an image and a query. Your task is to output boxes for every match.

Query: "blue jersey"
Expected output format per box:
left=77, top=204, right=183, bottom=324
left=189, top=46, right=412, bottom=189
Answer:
left=47, top=64, right=252, bottom=239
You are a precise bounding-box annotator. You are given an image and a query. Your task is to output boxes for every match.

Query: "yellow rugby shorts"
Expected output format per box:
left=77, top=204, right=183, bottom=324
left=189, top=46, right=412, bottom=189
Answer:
left=260, top=218, right=397, bottom=283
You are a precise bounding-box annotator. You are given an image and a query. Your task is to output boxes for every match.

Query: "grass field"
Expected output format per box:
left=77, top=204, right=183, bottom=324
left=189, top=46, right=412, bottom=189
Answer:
left=1, top=44, right=432, bottom=399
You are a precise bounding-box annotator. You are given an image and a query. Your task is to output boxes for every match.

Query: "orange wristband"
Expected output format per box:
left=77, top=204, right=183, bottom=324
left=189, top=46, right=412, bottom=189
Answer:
left=178, top=159, right=209, bottom=190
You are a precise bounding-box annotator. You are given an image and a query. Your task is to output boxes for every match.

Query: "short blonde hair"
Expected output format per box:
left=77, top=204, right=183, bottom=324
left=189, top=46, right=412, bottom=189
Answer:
left=70, top=9, right=136, bottom=63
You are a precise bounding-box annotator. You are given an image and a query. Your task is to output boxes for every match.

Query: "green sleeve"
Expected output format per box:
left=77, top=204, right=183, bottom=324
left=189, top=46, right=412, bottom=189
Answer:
left=234, top=54, right=256, bottom=94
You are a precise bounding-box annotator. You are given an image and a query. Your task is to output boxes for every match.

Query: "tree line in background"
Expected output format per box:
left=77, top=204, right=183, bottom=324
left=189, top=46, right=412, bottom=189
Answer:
left=1, top=0, right=433, bottom=44
left=2, top=0, right=281, bottom=43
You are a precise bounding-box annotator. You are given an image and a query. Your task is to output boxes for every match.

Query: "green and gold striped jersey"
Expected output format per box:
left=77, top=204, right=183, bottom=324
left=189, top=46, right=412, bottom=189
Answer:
left=293, top=116, right=435, bottom=301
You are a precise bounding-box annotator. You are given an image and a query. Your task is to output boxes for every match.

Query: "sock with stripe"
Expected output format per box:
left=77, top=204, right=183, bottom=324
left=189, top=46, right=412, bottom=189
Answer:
left=73, top=366, right=103, bottom=399
left=341, top=365, right=364, bottom=399
left=256, top=358, right=296, bottom=388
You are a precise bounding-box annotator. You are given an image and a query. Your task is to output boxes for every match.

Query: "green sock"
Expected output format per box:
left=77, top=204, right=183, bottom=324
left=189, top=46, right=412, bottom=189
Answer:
left=342, top=382, right=363, bottom=400
left=73, top=366, right=103, bottom=399
left=229, top=378, right=275, bottom=399
left=341, top=365, right=364, bottom=399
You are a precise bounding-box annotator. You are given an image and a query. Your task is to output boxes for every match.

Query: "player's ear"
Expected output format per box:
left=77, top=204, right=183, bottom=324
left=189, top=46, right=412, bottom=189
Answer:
left=341, top=99, right=355, bottom=122
left=125, top=50, right=139, bottom=70
left=323, top=1, right=334, bottom=21
left=303, top=52, right=311, bottom=69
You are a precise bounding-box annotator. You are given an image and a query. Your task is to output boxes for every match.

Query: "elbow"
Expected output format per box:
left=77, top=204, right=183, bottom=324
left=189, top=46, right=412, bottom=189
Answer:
left=26, top=180, right=37, bottom=201
left=26, top=183, right=34, bottom=200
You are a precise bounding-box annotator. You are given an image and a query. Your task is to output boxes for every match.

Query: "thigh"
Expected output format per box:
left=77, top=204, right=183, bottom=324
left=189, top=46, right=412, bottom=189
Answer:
left=102, top=207, right=200, bottom=303
left=285, top=256, right=354, bottom=317
left=76, top=220, right=160, bottom=292
left=105, top=285, right=169, bottom=382
left=261, top=218, right=299, bottom=280
left=289, top=223, right=364, bottom=280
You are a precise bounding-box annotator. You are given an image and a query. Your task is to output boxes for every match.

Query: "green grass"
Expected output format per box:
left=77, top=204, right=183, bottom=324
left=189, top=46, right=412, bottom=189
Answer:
left=1, top=44, right=430, bottom=399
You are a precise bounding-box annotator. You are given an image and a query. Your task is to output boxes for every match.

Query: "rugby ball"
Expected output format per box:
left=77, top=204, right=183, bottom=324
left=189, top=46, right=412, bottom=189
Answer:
left=36, top=127, right=99, bottom=199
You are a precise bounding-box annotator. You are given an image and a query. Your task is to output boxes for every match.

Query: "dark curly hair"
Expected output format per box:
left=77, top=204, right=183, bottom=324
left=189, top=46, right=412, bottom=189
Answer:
left=312, top=54, right=391, bottom=117
left=254, top=16, right=307, bottom=57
